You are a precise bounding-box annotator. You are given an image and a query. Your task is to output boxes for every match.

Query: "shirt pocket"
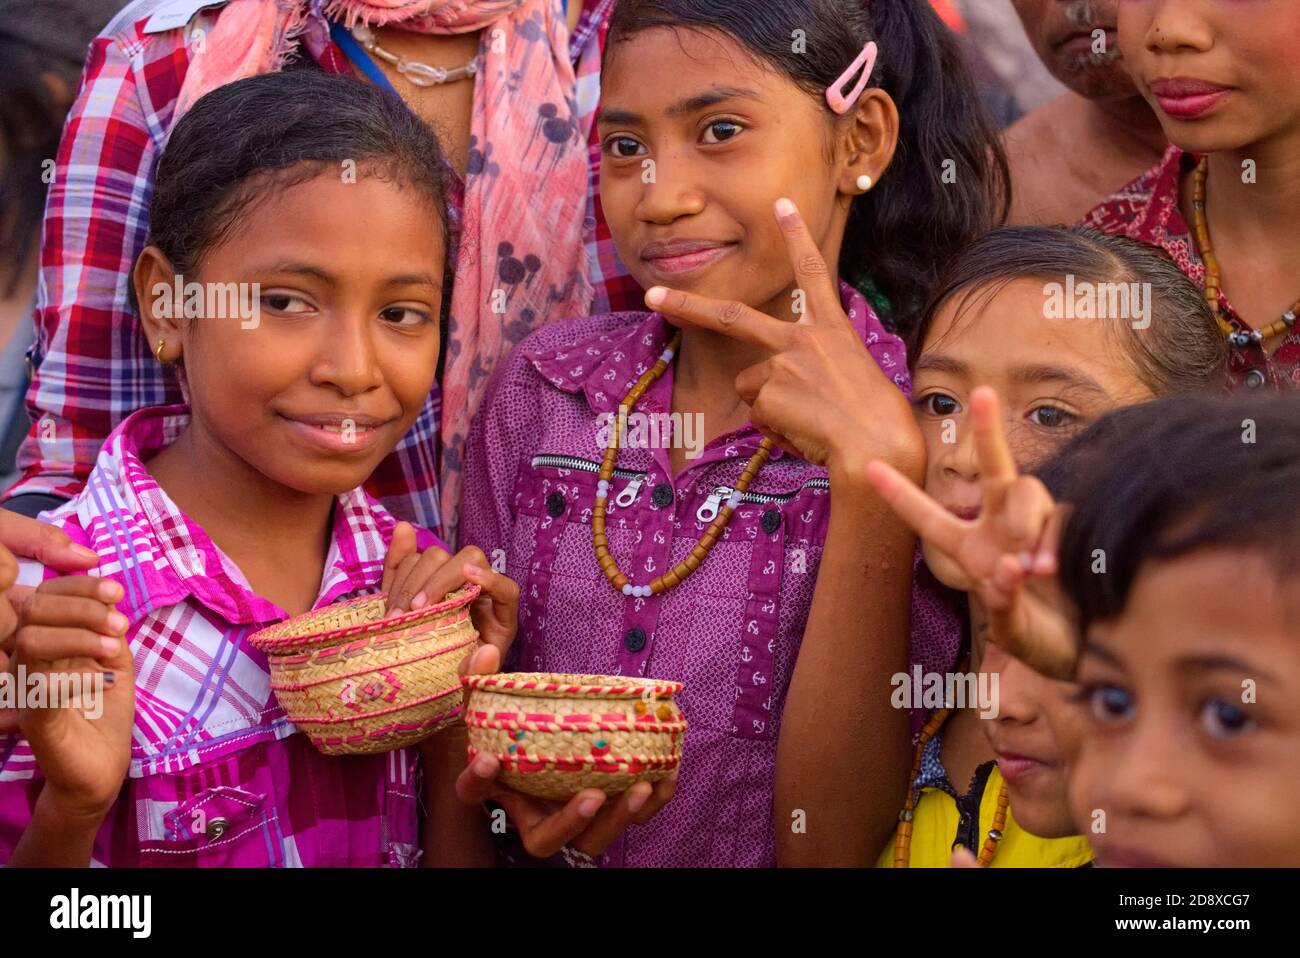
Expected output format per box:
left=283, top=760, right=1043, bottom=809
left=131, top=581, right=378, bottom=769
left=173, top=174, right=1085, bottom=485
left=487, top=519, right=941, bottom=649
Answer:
left=138, top=786, right=284, bottom=868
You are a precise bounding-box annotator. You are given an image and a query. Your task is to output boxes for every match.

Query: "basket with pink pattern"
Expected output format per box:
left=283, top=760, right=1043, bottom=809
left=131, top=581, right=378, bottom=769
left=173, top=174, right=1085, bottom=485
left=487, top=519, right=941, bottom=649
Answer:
left=249, top=586, right=480, bottom=756
left=462, top=672, right=686, bottom=800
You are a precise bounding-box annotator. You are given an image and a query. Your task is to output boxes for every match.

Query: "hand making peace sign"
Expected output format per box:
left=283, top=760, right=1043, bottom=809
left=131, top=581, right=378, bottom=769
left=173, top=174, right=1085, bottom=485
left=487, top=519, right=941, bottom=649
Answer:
left=645, top=197, right=923, bottom=480
left=864, top=387, right=1077, bottom=679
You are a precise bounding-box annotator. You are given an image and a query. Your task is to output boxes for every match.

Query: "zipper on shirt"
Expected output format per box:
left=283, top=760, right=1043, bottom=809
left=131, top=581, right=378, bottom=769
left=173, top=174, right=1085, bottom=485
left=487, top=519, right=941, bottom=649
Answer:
left=530, top=454, right=646, bottom=509
left=696, top=478, right=831, bottom=522
left=530, top=454, right=828, bottom=522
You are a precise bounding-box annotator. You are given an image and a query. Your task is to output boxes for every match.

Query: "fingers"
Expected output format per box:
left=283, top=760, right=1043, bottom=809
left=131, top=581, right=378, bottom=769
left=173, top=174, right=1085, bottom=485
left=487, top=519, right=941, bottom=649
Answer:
left=645, top=286, right=790, bottom=352
left=462, top=562, right=518, bottom=659
left=381, top=522, right=418, bottom=596
left=773, top=197, right=841, bottom=324
left=13, top=626, right=125, bottom=666
left=951, top=846, right=980, bottom=868
left=500, top=788, right=607, bottom=859
left=386, top=546, right=453, bottom=615
left=630, top=772, right=677, bottom=825
left=998, top=477, right=1056, bottom=558
left=1034, top=504, right=1071, bottom=576
left=457, top=641, right=500, bottom=681
left=970, top=387, right=1018, bottom=498
left=455, top=750, right=502, bottom=807
left=569, top=781, right=653, bottom=857
left=865, top=460, right=967, bottom=557
left=0, top=513, right=98, bottom=573
left=20, top=585, right=128, bottom=637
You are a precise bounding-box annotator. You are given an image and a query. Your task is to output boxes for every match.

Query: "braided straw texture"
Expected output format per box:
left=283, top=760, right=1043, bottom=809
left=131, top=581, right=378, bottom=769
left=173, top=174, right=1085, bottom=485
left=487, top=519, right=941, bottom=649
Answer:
left=463, top=672, right=686, bottom=799
left=249, top=586, right=480, bottom=755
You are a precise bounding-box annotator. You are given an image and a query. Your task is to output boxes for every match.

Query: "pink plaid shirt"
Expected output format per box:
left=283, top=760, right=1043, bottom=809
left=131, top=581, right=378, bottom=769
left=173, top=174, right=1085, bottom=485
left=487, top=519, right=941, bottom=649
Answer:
left=0, top=404, right=442, bottom=867
left=10, top=0, right=639, bottom=531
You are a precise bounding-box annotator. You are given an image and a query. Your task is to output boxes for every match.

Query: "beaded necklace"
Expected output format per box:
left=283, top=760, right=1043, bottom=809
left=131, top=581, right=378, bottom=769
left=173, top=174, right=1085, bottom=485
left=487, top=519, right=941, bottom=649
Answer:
left=1191, top=157, right=1299, bottom=349
left=893, top=706, right=1008, bottom=868
left=592, top=330, right=774, bottom=597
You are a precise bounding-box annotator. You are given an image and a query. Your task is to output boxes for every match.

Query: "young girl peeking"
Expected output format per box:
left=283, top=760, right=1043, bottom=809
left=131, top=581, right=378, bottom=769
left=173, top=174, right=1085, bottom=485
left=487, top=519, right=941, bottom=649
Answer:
left=1082, top=0, right=1300, bottom=390
left=1051, top=394, right=1300, bottom=868
left=860, top=229, right=1227, bottom=867
left=459, top=0, right=1007, bottom=867
left=0, top=71, right=517, bottom=867
left=673, top=226, right=1227, bottom=865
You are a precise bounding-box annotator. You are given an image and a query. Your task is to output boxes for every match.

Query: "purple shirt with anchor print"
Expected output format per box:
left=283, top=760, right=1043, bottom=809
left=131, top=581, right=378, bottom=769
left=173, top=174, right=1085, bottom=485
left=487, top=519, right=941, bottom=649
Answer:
left=460, top=284, right=963, bottom=867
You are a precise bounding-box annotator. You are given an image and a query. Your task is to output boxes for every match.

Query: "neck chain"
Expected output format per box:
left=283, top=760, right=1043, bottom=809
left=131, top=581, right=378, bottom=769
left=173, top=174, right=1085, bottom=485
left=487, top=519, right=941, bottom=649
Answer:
left=893, top=706, right=1009, bottom=868
left=593, top=331, right=774, bottom=598
left=1191, top=157, right=1299, bottom=349
left=351, top=23, right=480, bottom=88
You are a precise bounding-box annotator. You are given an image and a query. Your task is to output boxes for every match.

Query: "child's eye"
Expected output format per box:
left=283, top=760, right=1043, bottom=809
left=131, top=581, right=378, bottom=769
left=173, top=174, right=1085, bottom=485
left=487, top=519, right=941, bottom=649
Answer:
left=916, top=393, right=961, bottom=417
left=261, top=292, right=312, bottom=314
left=1199, top=698, right=1256, bottom=739
left=1027, top=404, right=1078, bottom=429
left=1080, top=683, right=1134, bottom=724
left=605, top=135, right=645, bottom=159
left=380, top=306, right=432, bottom=327
left=701, top=120, right=742, bottom=144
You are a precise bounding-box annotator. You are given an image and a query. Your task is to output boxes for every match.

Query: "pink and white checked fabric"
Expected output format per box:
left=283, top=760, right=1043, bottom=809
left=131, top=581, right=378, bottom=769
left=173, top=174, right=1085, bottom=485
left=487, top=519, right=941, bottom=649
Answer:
left=0, top=404, right=443, bottom=866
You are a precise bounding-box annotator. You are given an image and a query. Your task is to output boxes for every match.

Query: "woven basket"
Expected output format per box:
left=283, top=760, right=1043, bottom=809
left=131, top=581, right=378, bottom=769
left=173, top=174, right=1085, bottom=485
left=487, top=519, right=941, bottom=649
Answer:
left=248, top=585, right=480, bottom=756
left=463, top=672, right=686, bottom=800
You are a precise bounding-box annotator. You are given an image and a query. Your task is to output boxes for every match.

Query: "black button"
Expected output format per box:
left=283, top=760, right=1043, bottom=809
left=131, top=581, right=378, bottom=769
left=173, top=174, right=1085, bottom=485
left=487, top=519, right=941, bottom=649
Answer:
left=760, top=507, right=782, bottom=533
left=545, top=492, right=566, bottom=517
left=651, top=483, right=674, bottom=508
left=623, top=627, right=647, bottom=652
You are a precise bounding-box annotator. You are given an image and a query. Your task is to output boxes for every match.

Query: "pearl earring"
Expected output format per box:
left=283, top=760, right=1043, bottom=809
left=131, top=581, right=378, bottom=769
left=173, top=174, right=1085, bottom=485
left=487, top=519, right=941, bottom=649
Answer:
left=856, top=174, right=873, bottom=192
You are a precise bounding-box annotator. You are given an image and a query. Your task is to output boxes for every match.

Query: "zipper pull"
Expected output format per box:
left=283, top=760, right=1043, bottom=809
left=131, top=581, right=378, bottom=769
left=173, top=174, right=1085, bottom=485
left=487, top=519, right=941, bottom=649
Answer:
left=696, top=485, right=734, bottom=523
left=613, top=477, right=644, bottom=509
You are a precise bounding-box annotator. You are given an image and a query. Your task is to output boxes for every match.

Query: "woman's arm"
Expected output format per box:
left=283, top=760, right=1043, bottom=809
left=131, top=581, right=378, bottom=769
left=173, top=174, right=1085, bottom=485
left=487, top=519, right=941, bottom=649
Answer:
left=775, top=456, right=919, bottom=866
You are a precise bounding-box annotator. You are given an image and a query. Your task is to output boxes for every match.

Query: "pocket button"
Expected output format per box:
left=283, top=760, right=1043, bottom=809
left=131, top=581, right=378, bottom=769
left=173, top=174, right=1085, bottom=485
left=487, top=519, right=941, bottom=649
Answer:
left=546, top=492, right=566, bottom=517
left=205, top=817, right=230, bottom=840
left=760, top=507, right=782, bottom=533
left=651, top=483, right=674, bottom=508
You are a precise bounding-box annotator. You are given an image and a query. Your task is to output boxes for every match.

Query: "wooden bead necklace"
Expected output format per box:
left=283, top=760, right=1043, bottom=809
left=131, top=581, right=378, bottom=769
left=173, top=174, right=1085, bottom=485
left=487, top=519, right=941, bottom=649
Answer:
left=893, top=705, right=1008, bottom=868
left=592, top=330, right=774, bottom=597
left=1192, top=156, right=1299, bottom=349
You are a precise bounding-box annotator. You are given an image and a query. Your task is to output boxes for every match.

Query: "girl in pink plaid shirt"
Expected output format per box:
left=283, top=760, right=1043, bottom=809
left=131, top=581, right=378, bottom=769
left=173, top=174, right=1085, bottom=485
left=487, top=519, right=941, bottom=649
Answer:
left=0, top=70, right=523, bottom=867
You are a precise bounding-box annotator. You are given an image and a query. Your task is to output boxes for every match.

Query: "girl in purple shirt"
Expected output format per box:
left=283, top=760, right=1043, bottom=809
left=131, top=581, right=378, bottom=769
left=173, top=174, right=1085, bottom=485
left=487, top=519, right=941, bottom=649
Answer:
left=459, top=0, right=1009, bottom=866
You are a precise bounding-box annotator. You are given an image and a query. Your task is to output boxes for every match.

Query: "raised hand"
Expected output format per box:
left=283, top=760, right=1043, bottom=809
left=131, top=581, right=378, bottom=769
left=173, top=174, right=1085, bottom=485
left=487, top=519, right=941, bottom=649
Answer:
left=645, top=197, right=922, bottom=479
left=865, top=387, right=1076, bottom=678
left=381, top=522, right=519, bottom=669
left=13, top=576, right=135, bottom=819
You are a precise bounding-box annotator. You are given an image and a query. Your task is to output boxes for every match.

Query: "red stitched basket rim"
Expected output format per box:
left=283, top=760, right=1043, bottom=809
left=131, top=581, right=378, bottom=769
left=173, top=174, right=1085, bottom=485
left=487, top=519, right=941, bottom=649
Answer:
left=248, top=584, right=480, bottom=654
left=462, top=672, right=682, bottom=698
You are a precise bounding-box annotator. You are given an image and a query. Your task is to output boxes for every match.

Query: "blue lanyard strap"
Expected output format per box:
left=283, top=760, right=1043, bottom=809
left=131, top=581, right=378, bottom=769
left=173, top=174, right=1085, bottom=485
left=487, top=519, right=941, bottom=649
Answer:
left=329, top=20, right=399, bottom=95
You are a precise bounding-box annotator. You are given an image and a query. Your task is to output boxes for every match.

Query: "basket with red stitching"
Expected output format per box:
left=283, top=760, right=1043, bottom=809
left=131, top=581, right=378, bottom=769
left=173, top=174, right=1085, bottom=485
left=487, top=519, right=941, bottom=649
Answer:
left=462, top=671, right=686, bottom=799
left=249, top=586, right=479, bottom=755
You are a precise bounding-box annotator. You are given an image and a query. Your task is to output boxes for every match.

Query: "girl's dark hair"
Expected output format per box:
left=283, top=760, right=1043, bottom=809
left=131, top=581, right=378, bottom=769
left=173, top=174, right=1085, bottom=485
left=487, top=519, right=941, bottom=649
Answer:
left=150, top=70, right=452, bottom=276
left=913, top=227, right=1229, bottom=396
left=605, top=0, right=1009, bottom=331
left=1048, top=394, right=1300, bottom=633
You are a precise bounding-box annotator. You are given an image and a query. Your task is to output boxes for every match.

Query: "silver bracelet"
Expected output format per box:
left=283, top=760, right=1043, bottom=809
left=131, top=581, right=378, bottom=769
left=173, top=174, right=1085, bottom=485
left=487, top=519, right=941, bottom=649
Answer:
left=560, top=844, right=599, bottom=868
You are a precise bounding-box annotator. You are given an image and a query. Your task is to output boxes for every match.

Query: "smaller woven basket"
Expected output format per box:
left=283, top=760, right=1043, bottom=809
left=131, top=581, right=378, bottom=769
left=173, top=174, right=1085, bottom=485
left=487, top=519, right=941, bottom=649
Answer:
left=249, top=585, right=480, bottom=756
left=463, top=672, right=686, bottom=800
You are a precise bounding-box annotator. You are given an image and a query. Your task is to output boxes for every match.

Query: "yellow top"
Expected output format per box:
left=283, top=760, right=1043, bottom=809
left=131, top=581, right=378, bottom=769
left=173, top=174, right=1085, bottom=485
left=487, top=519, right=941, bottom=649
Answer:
left=876, top=763, right=1094, bottom=868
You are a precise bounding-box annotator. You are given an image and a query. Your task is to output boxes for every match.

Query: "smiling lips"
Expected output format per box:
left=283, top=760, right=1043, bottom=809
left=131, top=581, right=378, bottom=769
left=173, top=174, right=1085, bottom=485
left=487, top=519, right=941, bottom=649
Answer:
left=1149, top=77, right=1233, bottom=120
left=279, top=412, right=394, bottom=454
left=640, top=239, right=736, bottom=276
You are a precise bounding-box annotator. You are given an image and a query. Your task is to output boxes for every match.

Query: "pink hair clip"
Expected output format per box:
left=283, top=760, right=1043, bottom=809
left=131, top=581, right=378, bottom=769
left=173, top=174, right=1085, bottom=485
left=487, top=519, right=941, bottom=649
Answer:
left=825, top=41, right=879, bottom=115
